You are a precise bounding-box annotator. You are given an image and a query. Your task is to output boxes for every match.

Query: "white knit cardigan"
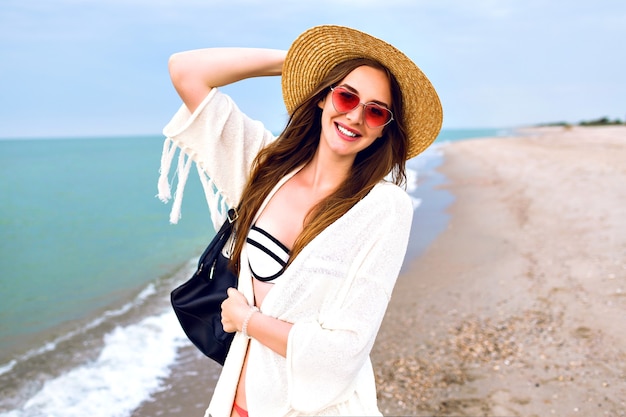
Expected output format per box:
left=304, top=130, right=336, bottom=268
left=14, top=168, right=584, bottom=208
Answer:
left=158, top=89, right=413, bottom=417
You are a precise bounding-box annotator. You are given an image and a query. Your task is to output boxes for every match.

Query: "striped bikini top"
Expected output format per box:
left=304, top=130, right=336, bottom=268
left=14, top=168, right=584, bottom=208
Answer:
left=246, top=224, right=290, bottom=282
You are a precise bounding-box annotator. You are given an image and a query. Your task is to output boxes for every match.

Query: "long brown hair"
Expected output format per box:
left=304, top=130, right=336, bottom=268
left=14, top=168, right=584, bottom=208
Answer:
left=229, top=58, right=408, bottom=272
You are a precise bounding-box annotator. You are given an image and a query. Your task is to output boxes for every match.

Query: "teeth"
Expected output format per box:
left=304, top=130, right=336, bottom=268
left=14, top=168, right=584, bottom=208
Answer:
left=337, top=124, right=357, bottom=137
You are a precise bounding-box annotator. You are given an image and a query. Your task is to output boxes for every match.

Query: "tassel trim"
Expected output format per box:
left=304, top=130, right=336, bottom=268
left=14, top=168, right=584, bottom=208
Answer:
left=157, top=137, right=176, bottom=203
left=157, top=137, right=228, bottom=227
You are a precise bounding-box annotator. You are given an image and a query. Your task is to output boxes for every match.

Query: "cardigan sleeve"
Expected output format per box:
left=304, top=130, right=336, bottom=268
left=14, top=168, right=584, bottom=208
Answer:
left=284, top=184, right=414, bottom=413
left=157, top=88, right=276, bottom=228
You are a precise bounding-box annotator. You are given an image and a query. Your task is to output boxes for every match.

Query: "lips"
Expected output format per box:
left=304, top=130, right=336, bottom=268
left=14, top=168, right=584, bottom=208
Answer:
left=335, top=122, right=361, bottom=141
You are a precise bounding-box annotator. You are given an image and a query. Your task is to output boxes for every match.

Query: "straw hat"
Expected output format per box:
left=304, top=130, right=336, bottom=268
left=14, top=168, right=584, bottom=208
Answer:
left=282, top=25, right=443, bottom=160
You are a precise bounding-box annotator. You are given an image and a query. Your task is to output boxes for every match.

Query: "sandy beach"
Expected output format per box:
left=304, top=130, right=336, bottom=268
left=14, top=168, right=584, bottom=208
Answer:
left=372, top=126, right=626, bottom=416
left=132, top=126, right=625, bottom=417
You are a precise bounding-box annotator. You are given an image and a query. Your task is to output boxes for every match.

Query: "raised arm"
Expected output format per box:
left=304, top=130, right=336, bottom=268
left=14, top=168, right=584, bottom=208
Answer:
left=168, top=48, right=287, bottom=113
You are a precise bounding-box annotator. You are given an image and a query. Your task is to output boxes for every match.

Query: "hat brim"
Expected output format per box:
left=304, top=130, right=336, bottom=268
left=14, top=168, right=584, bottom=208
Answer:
left=282, top=25, right=443, bottom=160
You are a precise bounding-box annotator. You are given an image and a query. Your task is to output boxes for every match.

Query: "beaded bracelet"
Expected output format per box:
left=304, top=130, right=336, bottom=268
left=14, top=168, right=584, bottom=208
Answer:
left=242, top=306, right=259, bottom=339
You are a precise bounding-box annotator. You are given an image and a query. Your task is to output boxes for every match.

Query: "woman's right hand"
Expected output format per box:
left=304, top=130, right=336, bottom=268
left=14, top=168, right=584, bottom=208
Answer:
left=168, top=48, right=287, bottom=113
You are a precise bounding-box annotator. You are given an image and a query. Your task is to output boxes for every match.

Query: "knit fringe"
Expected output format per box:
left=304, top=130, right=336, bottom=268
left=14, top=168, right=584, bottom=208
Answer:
left=157, top=138, right=176, bottom=203
left=157, top=137, right=228, bottom=227
left=168, top=151, right=192, bottom=223
left=196, top=165, right=229, bottom=229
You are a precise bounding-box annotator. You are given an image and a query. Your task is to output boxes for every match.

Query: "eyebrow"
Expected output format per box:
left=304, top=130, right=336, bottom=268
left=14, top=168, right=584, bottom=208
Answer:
left=338, top=84, right=391, bottom=109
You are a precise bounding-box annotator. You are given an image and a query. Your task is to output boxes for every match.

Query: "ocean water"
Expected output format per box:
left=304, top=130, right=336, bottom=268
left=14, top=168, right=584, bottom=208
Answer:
left=0, top=128, right=506, bottom=416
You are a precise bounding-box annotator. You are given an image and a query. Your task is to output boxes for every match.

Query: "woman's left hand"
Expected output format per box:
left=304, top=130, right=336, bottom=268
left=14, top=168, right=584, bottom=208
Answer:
left=221, top=288, right=293, bottom=357
left=221, top=287, right=252, bottom=333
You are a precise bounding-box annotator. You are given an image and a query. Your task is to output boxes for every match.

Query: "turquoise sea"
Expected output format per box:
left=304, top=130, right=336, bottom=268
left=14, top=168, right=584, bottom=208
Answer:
left=0, top=128, right=508, bottom=416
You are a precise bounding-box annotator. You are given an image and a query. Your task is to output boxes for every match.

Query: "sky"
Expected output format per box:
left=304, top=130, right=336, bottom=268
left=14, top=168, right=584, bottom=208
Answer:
left=1, top=0, right=625, bottom=139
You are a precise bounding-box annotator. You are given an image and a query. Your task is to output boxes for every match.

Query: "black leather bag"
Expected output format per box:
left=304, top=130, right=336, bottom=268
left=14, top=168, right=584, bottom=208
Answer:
left=170, top=209, right=238, bottom=365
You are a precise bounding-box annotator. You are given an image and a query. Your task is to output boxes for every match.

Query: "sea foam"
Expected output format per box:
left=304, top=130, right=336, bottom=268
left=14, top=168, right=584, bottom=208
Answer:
left=0, top=311, right=188, bottom=417
left=0, top=284, right=158, bottom=378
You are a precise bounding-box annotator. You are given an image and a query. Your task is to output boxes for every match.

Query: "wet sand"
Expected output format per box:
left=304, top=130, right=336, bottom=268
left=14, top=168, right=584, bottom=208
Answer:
left=372, top=126, right=626, bottom=416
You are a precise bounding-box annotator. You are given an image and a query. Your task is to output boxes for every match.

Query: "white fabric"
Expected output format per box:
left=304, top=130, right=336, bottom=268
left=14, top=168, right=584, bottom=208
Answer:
left=159, top=88, right=273, bottom=229
left=159, top=89, right=413, bottom=417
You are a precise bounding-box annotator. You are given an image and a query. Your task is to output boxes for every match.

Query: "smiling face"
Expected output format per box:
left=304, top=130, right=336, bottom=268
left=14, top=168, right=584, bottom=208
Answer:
left=317, top=65, right=392, bottom=163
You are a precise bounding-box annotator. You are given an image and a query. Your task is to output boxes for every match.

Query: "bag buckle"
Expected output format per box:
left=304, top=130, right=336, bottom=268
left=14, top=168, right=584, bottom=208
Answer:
left=227, top=208, right=239, bottom=224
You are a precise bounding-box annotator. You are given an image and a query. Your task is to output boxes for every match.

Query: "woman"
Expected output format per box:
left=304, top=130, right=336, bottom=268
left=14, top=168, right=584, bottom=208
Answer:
left=158, top=25, right=442, bottom=417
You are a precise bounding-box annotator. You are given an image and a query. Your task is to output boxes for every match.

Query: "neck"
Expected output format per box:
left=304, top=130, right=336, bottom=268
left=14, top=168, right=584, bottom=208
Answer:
left=299, top=147, right=353, bottom=196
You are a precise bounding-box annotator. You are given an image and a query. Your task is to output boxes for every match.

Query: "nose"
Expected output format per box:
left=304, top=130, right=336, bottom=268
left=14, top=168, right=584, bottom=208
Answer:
left=345, top=103, right=365, bottom=125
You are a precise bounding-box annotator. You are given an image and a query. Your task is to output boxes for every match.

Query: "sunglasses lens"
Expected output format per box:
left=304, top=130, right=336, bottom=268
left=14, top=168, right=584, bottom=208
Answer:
left=333, top=88, right=360, bottom=112
left=364, top=105, right=392, bottom=127
left=331, top=87, right=392, bottom=128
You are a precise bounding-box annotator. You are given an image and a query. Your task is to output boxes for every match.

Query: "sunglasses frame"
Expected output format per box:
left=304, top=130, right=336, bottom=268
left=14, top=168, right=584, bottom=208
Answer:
left=329, top=85, right=395, bottom=128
